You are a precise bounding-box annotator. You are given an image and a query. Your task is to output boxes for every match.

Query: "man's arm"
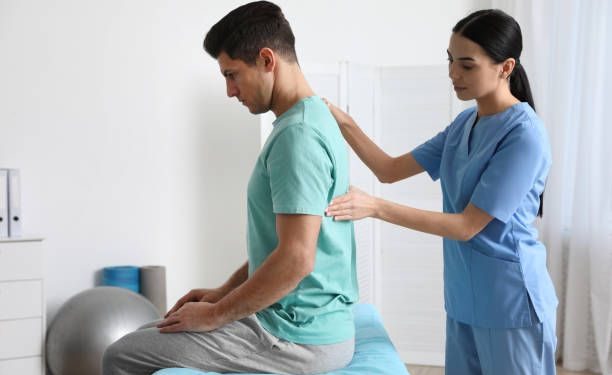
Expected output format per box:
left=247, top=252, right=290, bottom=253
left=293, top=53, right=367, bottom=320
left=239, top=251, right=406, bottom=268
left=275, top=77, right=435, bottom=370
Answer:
left=163, top=262, right=249, bottom=318
left=218, top=261, right=249, bottom=296
left=158, top=214, right=320, bottom=332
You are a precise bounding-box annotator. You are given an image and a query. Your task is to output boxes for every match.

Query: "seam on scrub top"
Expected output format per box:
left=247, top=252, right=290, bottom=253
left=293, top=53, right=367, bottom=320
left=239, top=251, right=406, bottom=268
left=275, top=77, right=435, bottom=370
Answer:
left=469, top=247, right=476, bottom=324
left=511, top=218, right=533, bottom=325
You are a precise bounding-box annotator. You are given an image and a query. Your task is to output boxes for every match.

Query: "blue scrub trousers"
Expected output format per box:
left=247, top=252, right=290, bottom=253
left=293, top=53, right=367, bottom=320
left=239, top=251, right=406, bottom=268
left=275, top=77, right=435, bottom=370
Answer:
left=445, top=313, right=557, bottom=375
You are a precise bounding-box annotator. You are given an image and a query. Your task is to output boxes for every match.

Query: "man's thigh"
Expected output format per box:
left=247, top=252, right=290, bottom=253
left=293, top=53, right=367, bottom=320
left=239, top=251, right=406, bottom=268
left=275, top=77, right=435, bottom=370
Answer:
left=102, top=315, right=278, bottom=375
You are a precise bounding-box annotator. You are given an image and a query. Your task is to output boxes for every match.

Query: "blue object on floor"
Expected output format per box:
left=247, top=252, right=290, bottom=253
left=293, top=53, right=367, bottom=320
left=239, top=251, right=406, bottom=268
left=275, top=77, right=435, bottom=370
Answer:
left=102, top=266, right=141, bottom=293
left=153, top=303, right=409, bottom=375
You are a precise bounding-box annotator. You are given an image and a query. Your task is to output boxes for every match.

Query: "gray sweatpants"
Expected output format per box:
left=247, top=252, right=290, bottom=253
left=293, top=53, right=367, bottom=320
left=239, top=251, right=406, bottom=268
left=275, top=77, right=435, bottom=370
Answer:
left=102, top=315, right=354, bottom=375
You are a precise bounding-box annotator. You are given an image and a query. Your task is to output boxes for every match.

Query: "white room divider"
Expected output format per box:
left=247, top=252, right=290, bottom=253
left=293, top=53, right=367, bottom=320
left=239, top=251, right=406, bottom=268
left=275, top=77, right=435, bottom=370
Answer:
left=260, top=62, right=472, bottom=366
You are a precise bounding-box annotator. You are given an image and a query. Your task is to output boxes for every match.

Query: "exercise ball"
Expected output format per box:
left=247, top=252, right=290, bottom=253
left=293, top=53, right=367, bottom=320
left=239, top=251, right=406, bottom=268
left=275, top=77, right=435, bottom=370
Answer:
left=46, top=286, right=161, bottom=375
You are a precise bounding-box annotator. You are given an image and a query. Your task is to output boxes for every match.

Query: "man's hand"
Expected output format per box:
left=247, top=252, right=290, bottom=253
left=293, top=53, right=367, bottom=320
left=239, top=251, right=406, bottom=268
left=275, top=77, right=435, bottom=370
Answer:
left=164, top=288, right=226, bottom=318
left=157, top=301, right=223, bottom=333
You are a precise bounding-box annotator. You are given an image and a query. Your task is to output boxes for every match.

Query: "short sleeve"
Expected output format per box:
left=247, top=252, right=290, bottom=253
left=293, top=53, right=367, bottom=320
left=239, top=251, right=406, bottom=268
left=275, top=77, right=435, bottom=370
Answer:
left=470, top=124, right=547, bottom=223
left=266, top=125, right=333, bottom=216
left=411, top=125, right=451, bottom=181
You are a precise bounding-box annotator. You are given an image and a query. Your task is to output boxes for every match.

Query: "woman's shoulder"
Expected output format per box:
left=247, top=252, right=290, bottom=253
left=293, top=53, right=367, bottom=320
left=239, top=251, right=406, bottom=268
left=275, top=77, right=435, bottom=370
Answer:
left=507, top=102, right=541, bottom=124
left=500, top=104, right=551, bottom=160
left=505, top=103, right=547, bottom=139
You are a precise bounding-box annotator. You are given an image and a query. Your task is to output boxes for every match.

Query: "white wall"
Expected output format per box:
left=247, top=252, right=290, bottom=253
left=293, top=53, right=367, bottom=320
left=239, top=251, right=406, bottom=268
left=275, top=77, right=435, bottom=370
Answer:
left=0, top=0, right=483, bottom=324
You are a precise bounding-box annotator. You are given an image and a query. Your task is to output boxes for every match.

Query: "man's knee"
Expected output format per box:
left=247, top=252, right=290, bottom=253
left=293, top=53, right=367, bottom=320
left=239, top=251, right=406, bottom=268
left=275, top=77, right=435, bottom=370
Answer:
left=102, top=336, right=130, bottom=374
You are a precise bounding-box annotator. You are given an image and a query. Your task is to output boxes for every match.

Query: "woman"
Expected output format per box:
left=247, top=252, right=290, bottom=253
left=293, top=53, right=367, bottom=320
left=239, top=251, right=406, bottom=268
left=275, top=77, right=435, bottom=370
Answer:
left=325, top=9, right=558, bottom=375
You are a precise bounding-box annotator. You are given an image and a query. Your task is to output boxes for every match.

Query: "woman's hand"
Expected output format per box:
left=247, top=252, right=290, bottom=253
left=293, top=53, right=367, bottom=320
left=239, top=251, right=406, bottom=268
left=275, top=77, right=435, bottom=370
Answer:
left=325, top=186, right=379, bottom=221
left=164, top=287, right=227, bottom=318
left=322, top=98, right=356, bottom=128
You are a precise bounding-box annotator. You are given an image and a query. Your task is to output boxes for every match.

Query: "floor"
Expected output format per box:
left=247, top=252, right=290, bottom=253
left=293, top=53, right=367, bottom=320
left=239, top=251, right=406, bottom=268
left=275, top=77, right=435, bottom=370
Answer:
left=406, top=365, right=595, bottom=375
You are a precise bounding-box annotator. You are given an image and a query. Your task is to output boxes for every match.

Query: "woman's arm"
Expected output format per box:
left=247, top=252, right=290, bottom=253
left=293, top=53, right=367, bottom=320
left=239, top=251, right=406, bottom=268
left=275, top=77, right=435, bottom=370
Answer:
left=326, top=101, right=424, bottom=183
left=326, top=186, right=493, bottom=241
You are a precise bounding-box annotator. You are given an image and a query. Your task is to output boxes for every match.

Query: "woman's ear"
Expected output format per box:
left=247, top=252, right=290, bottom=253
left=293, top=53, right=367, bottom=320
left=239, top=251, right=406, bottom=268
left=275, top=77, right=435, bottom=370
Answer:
left=500, top=58, right=516, bottom=79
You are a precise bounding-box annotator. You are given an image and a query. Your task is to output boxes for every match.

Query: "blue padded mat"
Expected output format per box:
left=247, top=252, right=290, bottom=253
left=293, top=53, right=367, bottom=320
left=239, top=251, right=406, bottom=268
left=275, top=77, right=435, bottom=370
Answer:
left=153, top=303, right=409, bottom=375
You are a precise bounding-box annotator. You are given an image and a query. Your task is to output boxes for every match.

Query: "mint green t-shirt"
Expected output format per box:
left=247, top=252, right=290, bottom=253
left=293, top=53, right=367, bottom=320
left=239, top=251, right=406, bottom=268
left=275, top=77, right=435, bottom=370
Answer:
left=247, top=96, right=358, bottom=345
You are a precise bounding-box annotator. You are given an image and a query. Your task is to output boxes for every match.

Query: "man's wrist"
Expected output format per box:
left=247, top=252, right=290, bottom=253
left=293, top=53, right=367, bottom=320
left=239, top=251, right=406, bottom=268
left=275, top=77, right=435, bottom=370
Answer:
left=217, top=284, right=231, bottom=298
left=210, top=301, right=229, bottom=327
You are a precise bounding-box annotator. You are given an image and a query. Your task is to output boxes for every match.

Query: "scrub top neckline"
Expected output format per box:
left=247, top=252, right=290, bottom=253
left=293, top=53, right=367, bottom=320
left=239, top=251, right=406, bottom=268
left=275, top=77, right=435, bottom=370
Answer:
left=476, top=101, right=526, bottom=120
left=272, top=95, right=320, bottom=126
left=463, top=102, right=528, bottom=157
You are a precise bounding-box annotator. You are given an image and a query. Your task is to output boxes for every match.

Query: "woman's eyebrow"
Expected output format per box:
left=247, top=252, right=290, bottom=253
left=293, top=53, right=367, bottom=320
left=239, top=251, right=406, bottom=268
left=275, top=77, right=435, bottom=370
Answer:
left=447, top=50, right=476, bottom=61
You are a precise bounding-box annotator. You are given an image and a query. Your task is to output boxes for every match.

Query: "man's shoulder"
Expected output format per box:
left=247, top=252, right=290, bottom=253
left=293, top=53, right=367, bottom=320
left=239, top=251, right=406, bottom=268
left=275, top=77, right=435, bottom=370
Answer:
left=302, top=97, right=337, bottom=127
left=267, top=122, right=327, bottom=151
left=262, top=97, right=345, bottom=163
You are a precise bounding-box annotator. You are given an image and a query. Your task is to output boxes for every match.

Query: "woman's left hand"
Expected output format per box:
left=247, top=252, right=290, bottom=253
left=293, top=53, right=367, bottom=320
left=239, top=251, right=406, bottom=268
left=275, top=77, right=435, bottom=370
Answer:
left=326, top=186, right=378, bottom=221
left=322, top=98, right=355, bottom=129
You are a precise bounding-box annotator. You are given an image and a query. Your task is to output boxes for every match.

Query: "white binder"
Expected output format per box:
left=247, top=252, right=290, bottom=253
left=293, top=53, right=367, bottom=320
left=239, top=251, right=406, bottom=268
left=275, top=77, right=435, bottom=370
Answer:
left=7, top=169, right=21, bottom=237
left=0, top=169, right=8, bottom=237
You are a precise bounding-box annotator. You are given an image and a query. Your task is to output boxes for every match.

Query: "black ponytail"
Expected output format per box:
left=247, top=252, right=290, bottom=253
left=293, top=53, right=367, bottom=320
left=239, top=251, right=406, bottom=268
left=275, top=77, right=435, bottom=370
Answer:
left=453, top=9, right=543, bottom=216
left=509, top=62, right=542, bottom=216
left=510, top=63, right=535, bottom=112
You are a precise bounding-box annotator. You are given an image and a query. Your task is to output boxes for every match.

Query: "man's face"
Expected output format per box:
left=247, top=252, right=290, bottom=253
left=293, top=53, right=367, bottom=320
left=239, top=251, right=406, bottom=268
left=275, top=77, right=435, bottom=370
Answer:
left=217, top=51, right=273, bottom=114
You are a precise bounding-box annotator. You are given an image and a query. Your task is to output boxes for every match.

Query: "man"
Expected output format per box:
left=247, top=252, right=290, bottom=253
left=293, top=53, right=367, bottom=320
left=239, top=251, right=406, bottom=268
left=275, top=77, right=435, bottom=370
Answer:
left=102, top=1, right=358, bottom=374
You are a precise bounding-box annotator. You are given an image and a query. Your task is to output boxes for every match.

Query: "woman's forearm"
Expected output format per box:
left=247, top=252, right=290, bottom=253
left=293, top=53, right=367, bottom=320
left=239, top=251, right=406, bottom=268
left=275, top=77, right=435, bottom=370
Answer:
left=374, top=198, right=481, bottom=241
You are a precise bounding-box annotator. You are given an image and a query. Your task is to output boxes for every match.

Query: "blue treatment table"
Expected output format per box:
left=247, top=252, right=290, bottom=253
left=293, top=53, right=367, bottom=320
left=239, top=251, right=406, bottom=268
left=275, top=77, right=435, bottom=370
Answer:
left=153, top=303, right=409, bottom=375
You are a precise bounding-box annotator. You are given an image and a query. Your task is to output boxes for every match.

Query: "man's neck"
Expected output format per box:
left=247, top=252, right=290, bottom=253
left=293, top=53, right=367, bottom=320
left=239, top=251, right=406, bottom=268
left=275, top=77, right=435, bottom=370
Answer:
left=270, top=63, right=315, bottom=118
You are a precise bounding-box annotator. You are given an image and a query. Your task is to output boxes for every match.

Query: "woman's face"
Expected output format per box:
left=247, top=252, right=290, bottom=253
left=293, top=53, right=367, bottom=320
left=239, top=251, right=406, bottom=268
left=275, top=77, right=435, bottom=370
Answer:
left=447, top=33, right=505, bottom=101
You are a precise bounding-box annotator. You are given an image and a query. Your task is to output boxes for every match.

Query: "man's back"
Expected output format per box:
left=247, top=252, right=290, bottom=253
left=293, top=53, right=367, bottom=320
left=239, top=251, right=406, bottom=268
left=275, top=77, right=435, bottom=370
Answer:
left=247, top=95, right=358, bottom=345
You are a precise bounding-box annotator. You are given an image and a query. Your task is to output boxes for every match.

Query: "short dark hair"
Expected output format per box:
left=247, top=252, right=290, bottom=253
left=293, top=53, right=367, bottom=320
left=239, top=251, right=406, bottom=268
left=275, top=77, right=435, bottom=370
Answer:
left=203, top=1, right=298, bottom=65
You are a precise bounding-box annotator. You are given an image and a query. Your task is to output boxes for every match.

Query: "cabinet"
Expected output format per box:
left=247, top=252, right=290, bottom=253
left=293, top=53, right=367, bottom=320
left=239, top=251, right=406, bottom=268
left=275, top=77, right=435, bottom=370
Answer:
left=0, top=238, right=44, bottom=374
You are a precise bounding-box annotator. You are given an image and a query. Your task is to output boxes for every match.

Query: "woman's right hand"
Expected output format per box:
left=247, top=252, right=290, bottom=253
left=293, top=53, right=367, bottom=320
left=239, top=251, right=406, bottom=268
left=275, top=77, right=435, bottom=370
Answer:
left=325, top=185, right=379, bottom=221
left=322, top=98, right=355, bottom=129
left=164, top=287, right=227, bottom=318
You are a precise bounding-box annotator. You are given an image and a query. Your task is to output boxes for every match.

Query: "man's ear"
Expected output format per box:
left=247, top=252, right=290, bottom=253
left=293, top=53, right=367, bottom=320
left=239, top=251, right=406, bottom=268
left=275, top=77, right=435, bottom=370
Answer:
left=258, top=47, right=276, bottom=72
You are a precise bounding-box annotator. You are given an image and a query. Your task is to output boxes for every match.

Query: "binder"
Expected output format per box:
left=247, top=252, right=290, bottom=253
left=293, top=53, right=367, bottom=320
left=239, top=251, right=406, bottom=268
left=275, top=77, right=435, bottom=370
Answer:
left=7, top=169, right=21, bottom=237
left=0, top=169, right=8, bottom=237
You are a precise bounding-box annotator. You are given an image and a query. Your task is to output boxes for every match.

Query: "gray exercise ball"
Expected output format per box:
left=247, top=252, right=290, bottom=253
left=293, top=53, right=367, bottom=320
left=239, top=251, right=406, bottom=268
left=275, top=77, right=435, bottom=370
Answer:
left=46, top=286, right=161, bottom=375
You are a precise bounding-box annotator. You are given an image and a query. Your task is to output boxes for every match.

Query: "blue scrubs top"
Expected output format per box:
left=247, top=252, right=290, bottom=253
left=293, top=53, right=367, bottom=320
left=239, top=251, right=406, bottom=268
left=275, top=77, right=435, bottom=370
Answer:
left=412, top=102, right=558, bottom=328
